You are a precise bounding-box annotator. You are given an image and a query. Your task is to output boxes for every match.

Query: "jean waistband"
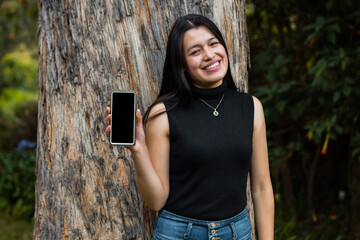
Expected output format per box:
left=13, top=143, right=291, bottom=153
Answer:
left=158, top=207, right=248, bottom=227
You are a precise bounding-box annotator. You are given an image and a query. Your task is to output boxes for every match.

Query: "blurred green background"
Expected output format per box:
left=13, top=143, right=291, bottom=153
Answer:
left=0, top=0, right=37, bottom=239
left=0, top=0, right=358, bottom=239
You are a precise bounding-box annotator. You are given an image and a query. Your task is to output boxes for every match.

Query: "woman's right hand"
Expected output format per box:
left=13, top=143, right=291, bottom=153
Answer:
left=105, top=107, right=112, bottom=137
left=105, top=107, right=146, bottom=153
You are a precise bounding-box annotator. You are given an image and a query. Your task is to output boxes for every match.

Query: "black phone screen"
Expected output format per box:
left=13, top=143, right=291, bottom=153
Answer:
left=110, top=91, right=136, bottom=145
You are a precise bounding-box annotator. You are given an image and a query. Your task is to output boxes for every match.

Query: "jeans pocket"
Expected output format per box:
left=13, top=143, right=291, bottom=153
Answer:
left=239, top=232, right=251, bottom=240
left=152, top=215, right=191, bottom=240
left=231, top=215, right=252, bottom=240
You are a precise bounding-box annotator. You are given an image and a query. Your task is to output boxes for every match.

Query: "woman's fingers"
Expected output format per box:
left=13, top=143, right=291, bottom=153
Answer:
left=106, top=114, right=111, bottom=126
left=135, top=109, right=143, bottom=128
left=106, top=108, right=143, bottom=144
left=105, top=125, right=111, bottom=137
left=134, top=109, right=146, bottom=143
left=105, top=107, right=111, bottom=138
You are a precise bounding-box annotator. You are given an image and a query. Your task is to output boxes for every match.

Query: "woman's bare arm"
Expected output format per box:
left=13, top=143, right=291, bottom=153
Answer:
left=106, top=103, right=170, bottom=210
left=250, top=96, right=275, bottom=240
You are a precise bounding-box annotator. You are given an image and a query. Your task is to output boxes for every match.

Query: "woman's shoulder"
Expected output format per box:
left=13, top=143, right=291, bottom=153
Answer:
left=230, top=90, right=256, bottom=105
left=251, top=95, right=262, bottom=107
left=148, top=102, right=167, bottom=121
left=146, top=102, right=169, bottom=135
left=234, top=92, right=263, bottom=113
left=250, top=96, right=265, bottom=130
left=230, top=91, right=265, bottom=129
left=230, top=91, right=265, bottom=121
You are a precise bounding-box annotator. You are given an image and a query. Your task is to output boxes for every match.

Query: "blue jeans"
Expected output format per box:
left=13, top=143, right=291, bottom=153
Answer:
left=152, top=207, right=252, bottom=240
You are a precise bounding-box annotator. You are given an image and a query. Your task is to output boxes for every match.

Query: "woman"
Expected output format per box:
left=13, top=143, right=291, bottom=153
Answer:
left=106, top=14, right=274, bottom=240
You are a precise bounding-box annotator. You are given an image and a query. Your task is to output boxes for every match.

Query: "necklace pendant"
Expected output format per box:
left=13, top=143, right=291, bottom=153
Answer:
left=213, top=110, right=219, bottom=116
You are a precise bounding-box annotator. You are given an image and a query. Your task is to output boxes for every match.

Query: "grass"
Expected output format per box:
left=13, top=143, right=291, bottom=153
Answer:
left=0, top=212, right=33, bottom=240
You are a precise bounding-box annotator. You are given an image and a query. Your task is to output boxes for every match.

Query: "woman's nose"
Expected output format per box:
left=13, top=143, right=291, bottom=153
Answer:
left=203, top=47, right=215, bottom=60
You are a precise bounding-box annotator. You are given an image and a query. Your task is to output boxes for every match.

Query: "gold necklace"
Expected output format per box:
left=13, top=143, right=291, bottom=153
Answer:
left=198, top=93, right=225, bottom=117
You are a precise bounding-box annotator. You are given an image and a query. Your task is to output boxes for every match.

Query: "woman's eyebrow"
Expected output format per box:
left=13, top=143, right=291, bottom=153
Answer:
left=186, top=37, right=217, bottom=53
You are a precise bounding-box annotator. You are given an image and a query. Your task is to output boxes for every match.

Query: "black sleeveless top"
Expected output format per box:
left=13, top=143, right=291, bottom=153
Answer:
left=163, top=80, right=254, bottom=220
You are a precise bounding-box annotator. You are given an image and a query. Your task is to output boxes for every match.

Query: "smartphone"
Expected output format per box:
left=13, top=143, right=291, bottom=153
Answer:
left=110, top=91, right=136, bottom=146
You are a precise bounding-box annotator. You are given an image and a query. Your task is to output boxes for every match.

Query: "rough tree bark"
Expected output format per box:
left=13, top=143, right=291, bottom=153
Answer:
left=34, top=0, right=253, bottom=239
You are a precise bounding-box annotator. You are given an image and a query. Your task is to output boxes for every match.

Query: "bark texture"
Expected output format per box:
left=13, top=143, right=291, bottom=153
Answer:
left=35, top=0, right=252, bottom=239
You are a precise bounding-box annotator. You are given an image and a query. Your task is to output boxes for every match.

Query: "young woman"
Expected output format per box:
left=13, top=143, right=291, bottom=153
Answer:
left=106, top=14, right=274, bottom=240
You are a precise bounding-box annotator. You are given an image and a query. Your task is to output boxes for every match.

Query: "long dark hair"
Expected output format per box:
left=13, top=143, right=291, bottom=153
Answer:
left=143, top=14, right=237, bottom=124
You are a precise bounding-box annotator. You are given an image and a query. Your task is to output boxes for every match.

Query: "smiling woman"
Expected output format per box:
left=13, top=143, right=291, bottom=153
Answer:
left=182, top=26, right=229, bottom=88
left=105, top=14, right=274, bottom=240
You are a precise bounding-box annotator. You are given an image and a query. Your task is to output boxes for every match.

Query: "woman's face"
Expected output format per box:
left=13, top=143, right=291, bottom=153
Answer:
left=182, top=26, right=228, bottom=88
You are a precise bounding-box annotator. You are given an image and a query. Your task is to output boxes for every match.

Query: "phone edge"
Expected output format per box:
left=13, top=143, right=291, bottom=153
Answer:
left=110, top=91, right=136, bottom=146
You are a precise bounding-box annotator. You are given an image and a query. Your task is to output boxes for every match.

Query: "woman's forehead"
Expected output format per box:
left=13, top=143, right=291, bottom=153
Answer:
left=183, top=26, right=216, bottom=46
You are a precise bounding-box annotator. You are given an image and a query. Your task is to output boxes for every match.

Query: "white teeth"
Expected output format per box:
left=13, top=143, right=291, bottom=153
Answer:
left=204, top=61, right=219, bottom=70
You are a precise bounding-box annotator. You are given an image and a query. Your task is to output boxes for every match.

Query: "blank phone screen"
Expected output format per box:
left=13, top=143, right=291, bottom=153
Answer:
left=110, top=91, right=136, bottom=145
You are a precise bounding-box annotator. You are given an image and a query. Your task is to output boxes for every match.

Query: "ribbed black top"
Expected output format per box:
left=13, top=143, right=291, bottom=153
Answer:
left=163, top=80, right=254, bottom=220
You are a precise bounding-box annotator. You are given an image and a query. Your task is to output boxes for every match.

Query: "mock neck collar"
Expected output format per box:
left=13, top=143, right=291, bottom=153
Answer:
left=190, top=80, right=228, bottom=99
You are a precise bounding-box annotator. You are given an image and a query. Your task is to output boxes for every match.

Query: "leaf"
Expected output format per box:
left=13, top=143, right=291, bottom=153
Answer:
left=304, top=32, right=317, bottom=44
left=276, top=101, right=286, bottom=113
left=329, top=23, right=341, bottom=33
left=328, top=33, right=336, bottom=44
left=349, top=9, right=360, bottom=19
left=307, top=130, right=314, bottom=141
left=333, top=91, right=340, bottom=103
left=316, top=16, right=325, bottom=27
left=326, top=1, right=334, bottom=10
left=334, top=125, right=343, bottom=134
left=279, top=82, right=293, bottom=93
left=306, top=57, right=315, bottom=69
left=341, top=61, right=347, bottom=71
left=303, top=23, right=316, bottom=32
left=343, top=86, right=351, bottom=96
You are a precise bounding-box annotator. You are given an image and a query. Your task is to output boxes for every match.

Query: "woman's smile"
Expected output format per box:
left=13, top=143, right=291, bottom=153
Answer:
left=203, top=60, right=221, bottom=71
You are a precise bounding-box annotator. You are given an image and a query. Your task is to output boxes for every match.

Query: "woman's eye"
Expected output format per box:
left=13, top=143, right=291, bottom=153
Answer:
left=191, top=50, right=200, bottom=55
left=211, top=42, right=219, bottom=46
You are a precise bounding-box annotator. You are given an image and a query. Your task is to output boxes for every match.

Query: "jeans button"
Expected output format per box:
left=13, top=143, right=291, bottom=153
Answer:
left=211, top=222, right=217, bottom=228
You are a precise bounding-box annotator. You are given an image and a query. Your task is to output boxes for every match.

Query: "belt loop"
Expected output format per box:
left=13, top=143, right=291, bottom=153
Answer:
left=184, top=222, right=193, bottom=239
left=231, top=222, right=237, bottom=240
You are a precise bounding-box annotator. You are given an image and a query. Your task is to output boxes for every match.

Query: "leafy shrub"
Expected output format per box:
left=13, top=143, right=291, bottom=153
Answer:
left=0, top=90, right=37, bottom=149
left=0, top=150, right=36, bottom=220
left=246, top=0, right=359, bottom=238
left=1, top=44, right=37, bottom=92
left=14, top=99, right=38, bottom=144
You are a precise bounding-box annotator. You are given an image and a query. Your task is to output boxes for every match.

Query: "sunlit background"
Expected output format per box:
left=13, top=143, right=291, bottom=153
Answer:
left=0, top=0, right=358, bottom=239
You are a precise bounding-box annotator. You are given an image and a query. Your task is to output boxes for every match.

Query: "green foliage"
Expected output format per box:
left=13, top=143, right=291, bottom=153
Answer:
left=0, top=1, right=37, bottom=233
left=247, top=0, right=359, bottom=238
left=0, top=0, right=37, bottom=92
left=0, top=88, right=37, bottom=121
left=0, top=150, right=36, bottom=220
left=0, top=0, right=38, bottom=149
left=0, top=211, right=33, bottom=240
left=1, top=44, right=38, bottom=92
left=274, top=195, right=350, bottom=239
left=0, top=88, right=37, bottom=149
left=0, top=0, right=37, bottom=56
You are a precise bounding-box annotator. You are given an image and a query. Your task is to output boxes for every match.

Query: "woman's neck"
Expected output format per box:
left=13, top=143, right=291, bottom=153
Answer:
left=190, top=79, right=228, bottom=99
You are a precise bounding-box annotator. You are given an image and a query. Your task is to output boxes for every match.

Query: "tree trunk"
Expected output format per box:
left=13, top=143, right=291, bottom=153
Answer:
left=34, top=0, right=252, bottom=239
